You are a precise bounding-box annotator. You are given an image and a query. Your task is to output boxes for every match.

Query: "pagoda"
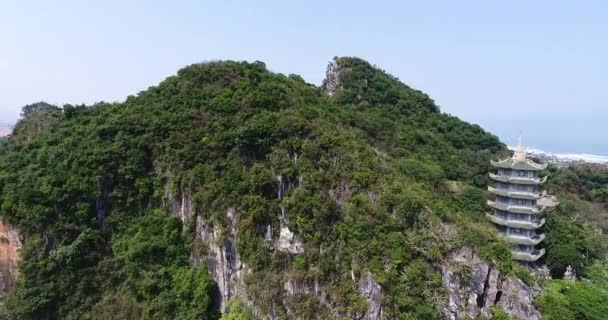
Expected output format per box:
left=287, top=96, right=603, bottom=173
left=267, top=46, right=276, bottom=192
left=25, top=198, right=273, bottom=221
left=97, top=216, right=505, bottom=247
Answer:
left=487, top=134, right=550, bottom=263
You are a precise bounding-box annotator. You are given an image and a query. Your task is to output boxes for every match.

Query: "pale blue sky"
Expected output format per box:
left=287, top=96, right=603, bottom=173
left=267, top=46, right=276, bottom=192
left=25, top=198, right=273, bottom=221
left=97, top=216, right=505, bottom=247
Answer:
left=1, top=1, right=606, bottom=154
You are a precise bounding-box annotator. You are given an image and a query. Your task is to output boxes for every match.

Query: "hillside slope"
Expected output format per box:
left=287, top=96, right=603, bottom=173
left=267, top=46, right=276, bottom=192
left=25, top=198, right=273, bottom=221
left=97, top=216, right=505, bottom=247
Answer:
left=0, top=57, right=562, bottom=319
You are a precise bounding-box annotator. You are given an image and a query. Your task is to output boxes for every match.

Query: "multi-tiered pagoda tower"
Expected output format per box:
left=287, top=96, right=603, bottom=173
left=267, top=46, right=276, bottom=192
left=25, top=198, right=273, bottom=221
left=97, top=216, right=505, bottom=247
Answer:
left=487, top=135, right=549, bottom=263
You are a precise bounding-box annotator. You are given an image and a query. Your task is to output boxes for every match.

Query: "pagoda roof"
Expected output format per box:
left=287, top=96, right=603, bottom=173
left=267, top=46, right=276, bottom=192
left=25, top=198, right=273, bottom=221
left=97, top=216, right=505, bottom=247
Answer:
left=491, top=158, right=547, bottom=171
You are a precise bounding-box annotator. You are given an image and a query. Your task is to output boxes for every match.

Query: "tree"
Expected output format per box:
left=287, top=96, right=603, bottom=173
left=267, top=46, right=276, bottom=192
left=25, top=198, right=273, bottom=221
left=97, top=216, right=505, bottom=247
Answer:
left=10, top=102, right=62, bottom=144
left=20, top=101, right=61, bottom=118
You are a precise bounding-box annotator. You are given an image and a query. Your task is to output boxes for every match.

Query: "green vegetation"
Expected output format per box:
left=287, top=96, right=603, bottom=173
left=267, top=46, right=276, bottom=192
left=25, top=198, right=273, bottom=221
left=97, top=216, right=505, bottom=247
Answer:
left=541, top=164, right=608, bottom=277
left=547, top=165, right=608, bottom=207
left=0, top=57, right=604, bottom=319
left=546, top=164, right=608, bottom=231
left=219, top=300, right=254, bottom=320
left=9, top=101, right=62, bottom=145
left=537, top=264, right=608, bottom=320
left=532, top=164, right=608, bottom=318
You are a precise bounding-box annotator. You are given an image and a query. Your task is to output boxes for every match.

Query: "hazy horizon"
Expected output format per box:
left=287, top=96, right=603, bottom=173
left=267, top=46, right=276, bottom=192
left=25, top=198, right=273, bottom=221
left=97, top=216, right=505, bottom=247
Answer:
left=1, top=1, right=606, bottom=155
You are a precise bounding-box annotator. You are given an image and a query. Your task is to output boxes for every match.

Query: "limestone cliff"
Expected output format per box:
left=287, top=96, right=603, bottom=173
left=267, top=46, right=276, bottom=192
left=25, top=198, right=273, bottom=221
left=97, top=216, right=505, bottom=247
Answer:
left=0, top=221, right=21, bottom=294
left=440, top=247, right=541, bottom=320
left=165, top=172, right=384, bottom=319
left=163, top=171, right=544, bottom=320
left=191, top=208, right=245, bottom=313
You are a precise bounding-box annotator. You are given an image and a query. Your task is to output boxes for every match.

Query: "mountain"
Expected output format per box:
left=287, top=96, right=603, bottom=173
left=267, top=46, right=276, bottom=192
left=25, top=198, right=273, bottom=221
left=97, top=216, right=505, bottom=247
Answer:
left=0, top=57, right=605, bottom=320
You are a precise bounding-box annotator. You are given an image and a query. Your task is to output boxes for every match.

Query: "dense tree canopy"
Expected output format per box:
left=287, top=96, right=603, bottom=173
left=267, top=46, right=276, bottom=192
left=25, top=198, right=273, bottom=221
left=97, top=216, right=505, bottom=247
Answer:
left=537, top=164, right=608, bottom=318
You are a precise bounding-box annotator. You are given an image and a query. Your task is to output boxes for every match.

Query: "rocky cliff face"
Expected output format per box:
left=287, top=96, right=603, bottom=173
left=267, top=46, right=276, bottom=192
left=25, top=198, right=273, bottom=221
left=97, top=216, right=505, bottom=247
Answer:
left=165, top=176, right=540, bottom=320
left=165, top=172, right=386, bottom=319
left=355, top=271, right=383, bottom=320
left=191, top=208, right=245, bottom=313
left=440, top=247, right=541, bottom=320
left=0, top=221, right=21, bottom=294
left=323, top=60, right=341, bottom=96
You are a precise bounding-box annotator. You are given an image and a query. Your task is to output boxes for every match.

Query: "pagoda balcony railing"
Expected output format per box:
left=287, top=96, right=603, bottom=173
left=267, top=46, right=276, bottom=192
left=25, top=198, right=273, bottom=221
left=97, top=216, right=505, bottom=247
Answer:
left=487, top=200, right=546, bottom=214
left=488, top=186, right=540, bottom=200
left=486, top=213, right=545, bottom=229
left=502, top=233, right=545, bottom=245
left=489, top=173, right=547, bottom=185
left=512, top=248, right=545, bottom=262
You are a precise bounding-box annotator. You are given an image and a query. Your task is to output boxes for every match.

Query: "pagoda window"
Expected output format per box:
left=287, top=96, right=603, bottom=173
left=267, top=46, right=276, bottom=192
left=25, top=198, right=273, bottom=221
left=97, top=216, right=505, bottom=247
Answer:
left=518, top=170, right=527, bottom=177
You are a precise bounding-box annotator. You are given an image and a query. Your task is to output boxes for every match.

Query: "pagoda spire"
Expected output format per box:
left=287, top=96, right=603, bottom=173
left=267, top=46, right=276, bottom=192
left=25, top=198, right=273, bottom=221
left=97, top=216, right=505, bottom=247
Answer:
left=513, top=130, right=527, bottom=163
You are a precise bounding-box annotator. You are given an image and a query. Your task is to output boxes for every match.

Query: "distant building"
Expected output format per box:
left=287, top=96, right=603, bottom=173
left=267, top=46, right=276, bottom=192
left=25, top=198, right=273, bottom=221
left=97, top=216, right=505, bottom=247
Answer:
left=487, top=135, right=557, bottom=263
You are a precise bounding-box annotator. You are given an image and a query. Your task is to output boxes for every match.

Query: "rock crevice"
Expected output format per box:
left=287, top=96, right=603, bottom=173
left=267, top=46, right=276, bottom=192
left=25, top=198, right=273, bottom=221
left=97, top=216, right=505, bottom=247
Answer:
left=440, top=247, right=540, bottom=320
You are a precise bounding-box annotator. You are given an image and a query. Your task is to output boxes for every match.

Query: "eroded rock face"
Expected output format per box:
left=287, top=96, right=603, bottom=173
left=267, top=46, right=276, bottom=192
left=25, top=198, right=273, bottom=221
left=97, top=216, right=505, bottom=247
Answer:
left=440, top=247, right=540, bottom=320
left=282, top=272, right=384, bottom=320
left=277, top=223, right=304, bottom=254
left=0, top=221, right=21, bottom=294
left=324, top=60, right=341, bottom=96
left=497, top=277, right=539, bottom=319
left=181, top=170, right=385, bottom=319
left=277, top=208, right=304, bottom=254
left=165, top=185, right=193, bottom=223
left=355, top=271, right=383, bottom=320
left=191, top=208, right=244, bottom=313
left=275, top=175, right=304, bottom=254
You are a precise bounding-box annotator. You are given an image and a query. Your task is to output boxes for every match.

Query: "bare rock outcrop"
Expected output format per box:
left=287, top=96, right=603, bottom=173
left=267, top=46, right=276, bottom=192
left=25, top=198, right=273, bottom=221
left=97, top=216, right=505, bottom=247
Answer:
left=440, top=247, right=540, bottom=320
left=275, top=175, right=304, bottom=254
left=181, top=170, right=386, bottom=319
left=0, top=221, right=21, bottom=294
left=324, top=60, right=341, bottom=96
left=191, top=208, right=244, bottom=313
left=282, top=271, right=384, bottom=320
left=355, top=271, right=383, bottom=320
left=164, top=183, right=194, bottom=223
left=277, top=218, right=304, bottom=254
